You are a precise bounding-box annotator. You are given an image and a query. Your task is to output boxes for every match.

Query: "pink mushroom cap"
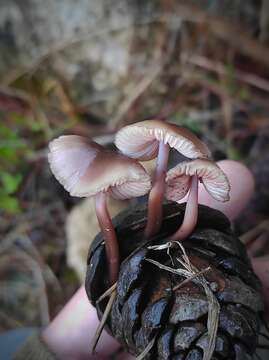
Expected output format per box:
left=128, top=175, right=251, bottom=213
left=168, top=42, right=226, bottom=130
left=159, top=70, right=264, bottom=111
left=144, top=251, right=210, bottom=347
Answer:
left=48, top=135, right=151, bottom=200
left=115, top=120, right=211, bottom=161
left=166, top=159, right=230, bottom=202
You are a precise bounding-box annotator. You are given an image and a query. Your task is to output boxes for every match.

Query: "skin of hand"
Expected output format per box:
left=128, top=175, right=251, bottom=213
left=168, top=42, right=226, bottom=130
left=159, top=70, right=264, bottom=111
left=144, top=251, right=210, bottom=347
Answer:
left=42, top=160, right=259, bottom=360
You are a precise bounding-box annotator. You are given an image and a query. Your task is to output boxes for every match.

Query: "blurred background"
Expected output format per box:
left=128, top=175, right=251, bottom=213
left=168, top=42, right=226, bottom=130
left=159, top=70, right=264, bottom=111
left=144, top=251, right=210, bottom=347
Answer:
left=0, top=0, right=269, bottom=341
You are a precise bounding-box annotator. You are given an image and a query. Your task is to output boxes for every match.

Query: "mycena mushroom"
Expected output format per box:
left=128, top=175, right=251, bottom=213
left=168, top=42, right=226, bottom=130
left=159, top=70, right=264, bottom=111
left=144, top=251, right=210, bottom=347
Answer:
left=115, top=120, right=211, bottom=238
left=48, top=135, right=151, bottom=284
left=165, top=159, right=230, bottom=241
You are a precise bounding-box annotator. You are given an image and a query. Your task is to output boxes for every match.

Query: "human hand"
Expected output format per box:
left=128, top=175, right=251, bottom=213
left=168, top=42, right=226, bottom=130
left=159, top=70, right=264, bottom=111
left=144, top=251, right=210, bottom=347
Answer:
left=43, top=160, right=263, bottom=360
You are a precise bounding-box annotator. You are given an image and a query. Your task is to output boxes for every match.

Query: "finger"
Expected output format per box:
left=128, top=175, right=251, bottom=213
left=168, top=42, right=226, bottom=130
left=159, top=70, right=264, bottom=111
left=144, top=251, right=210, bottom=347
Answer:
left=251, top=256, right=269, bottom=321
left=247, top=233, right=269, bottom=257
left=198, top=160, right=255, bottom=221
left=42, top=286, right=120, bottom=359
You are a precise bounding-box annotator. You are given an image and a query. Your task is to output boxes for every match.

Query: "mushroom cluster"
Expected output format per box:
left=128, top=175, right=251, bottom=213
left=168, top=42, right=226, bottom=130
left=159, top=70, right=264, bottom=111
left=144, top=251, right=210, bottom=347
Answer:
left=115, top=120, right=230, bottom=241
left=48, top=120, right=230, bottom=285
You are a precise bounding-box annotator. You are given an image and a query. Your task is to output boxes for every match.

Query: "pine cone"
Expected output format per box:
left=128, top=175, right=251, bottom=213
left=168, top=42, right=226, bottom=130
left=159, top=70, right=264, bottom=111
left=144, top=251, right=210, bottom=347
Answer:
left=85, top=203, right=264, bottom=359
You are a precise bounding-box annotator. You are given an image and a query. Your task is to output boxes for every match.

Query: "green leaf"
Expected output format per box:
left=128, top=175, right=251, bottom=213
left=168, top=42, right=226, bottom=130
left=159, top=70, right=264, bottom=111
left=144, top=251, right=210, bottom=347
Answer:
left=0, top=124, right=17, bottom=139
left=0, top=172, right=22, bottom=194
left=0, top=194, right=20, bottom=213
left=0, top=147, right=17, bottom=161
left=172, top=113, right=202, bottom=133
left=238, top=87, right=250, bottom=101
left=226, top=146, right=242, bottom=161
left=28, top=120, right=43, bottom=132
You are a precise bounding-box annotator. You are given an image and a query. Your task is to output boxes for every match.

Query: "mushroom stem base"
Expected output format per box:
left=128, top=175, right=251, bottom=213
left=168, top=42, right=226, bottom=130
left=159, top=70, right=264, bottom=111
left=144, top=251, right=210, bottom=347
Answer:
left=171, top=175, right=199, bottom=241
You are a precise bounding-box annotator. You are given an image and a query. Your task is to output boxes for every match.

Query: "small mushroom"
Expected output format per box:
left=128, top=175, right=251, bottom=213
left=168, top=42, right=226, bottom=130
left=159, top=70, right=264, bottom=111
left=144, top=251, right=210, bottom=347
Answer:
left=165, top=159, right=230, bottom=241
left=115, top=120, right=210, bottom=238
left=48, top=135, right=151, bottom=284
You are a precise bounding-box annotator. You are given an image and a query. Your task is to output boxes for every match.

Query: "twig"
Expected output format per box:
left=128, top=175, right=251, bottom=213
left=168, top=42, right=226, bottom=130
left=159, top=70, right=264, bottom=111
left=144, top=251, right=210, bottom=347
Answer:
left=146, top=258, right=191, bottom=278
left=260, top=0, right=269, bottom=44
left=240, top=220, right=269, bottom=245
left=109, top=14, right=182, bottom=130
left=259, top=331, right=269, bottom=342
left=181, top=69, right=239, bottom=104
left=174, top=2, right=269, bottom=67
left=91, top=290, right=116, bottom=353
left=5, top=201, right=66, bottom=233
left=135, top=336, right=156, bottom=360
left=183, top=54, right=269, bottom=93
left=202, top=282, right=220, bottom=360
left=0, top=86, right=32, bottom=104
left=173, top=266, right=211, bottom=291
left=109, top=64, right=162, bottom=129
left=96, top=282, right=117, bottom=303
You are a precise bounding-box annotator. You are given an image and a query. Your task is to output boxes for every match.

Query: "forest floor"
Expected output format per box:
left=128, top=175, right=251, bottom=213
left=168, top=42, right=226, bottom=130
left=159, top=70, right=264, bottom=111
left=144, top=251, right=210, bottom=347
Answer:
left=0, top=3, right=269, bottom=330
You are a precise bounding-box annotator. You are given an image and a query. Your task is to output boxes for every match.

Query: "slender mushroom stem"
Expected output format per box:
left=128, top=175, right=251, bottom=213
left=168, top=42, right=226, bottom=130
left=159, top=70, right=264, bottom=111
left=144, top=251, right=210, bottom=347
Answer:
left=95, top=192, right=119, bottom=285
left=171, top=175, right=199, bottom=241
left=145, top=141, right=170, bottom=239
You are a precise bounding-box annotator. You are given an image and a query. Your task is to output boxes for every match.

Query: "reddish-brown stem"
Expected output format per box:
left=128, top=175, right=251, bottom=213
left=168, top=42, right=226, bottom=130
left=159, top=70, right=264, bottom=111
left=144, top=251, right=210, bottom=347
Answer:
left=171, top=175, right=199, bottom=241
left=95, top=192, right=119, bottom=285
left=145, top=141, right=170, bottom=239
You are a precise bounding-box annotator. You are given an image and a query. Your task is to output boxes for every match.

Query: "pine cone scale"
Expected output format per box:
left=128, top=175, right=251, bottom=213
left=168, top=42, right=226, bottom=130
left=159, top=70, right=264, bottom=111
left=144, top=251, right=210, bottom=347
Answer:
left=219, top=305, right=257, bottom=352
left=122, top=288, right=143, bottom=349
left=117, top=248, right=148, bottom=305
left=216, top=257, right=260, bottom=291
left=173, top=322, right=205, bottom=352
left=190, top=229, right=246, bottom=260
left=157, top=327, right=174, bottom=359
left=216, top=276, right=264, bottom=312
